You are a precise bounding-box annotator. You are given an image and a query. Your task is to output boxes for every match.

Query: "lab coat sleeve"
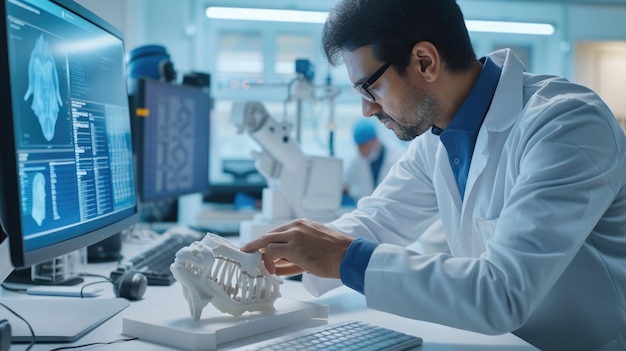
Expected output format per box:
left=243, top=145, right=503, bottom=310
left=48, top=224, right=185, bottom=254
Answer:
left=364, top=95, right=624, bottom=334
left=302, top=273, right=343, bottom=297
left=303, top=136, right=441, bottom=297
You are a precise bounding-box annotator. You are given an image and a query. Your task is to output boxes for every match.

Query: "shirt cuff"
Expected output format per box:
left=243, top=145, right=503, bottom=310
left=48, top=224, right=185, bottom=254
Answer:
left=340, top=238, right=378, bottom=294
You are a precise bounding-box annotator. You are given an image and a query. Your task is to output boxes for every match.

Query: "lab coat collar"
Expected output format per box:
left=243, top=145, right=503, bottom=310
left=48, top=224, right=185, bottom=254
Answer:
left=432, top=48, right=525, bottom=211
left=460, top=49, right=525, bottom=213
left=482, top=49, right=524, bottom=132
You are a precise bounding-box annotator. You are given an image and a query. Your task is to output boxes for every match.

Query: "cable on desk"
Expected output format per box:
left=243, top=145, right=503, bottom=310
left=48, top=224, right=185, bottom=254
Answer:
left=0, top=302, right=35, bottom=351
left=1, top=274, right=135, bottom=351
left=48, top=337, right=138, bottom=351
left=0, top=301, right=137, bottom=351
left=79, top=280, right=111, bottom=299
left=80, top=273, right=111, bottom=281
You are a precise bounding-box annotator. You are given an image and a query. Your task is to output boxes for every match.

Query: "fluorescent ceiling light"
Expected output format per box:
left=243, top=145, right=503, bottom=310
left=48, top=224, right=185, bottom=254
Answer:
left=466, top=20, right=555, bottom=35
left=205, top=7, right=555, bottom=36
left=205, top=7, right=327, bottom=24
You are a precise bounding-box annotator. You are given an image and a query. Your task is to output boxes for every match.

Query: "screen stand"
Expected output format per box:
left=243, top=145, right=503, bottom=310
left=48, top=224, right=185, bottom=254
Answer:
left=0, top=297, right=129, bottom=343
left=4, top=268, right=83, bottom=286
left=87, top=233, right=123, bottom=263
left=5, top=249, right=87, bottom=286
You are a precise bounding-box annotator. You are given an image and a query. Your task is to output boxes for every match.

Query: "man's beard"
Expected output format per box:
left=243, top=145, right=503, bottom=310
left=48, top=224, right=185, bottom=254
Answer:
left=377, top=89, right=444, bottom=141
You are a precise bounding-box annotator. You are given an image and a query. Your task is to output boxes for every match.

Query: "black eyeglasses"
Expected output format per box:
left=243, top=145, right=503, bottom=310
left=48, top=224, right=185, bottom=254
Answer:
left=353, top=59, right=396, bottom=102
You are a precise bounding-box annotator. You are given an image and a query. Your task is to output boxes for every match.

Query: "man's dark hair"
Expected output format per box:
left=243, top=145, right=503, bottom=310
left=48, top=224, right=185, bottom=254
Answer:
left=322, top=0, right=476, bottom=75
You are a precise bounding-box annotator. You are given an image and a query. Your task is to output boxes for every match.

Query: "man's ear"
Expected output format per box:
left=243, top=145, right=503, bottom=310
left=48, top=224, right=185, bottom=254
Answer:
left=410, top=41, right=440, bottom=83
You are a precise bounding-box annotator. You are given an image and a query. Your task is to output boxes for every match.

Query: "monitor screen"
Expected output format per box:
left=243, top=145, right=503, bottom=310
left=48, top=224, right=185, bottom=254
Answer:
left=131, top=78, right=211, bottom=203
left=0, top=0, right=138, bottom=269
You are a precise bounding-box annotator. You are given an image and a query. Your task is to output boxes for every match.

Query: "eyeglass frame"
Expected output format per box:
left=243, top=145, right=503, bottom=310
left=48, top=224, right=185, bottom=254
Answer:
left=353, top=57, right=397, bottom=102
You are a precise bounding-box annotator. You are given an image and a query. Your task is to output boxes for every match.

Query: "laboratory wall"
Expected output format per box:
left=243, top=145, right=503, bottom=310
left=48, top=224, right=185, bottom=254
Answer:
left=74, top=0, right=626, bottom=78
left=75, top=0, right=626, bottom=186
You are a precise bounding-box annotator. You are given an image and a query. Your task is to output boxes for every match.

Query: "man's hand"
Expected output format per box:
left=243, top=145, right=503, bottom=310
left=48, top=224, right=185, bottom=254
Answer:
left=240, top=218, right=355, bottom=279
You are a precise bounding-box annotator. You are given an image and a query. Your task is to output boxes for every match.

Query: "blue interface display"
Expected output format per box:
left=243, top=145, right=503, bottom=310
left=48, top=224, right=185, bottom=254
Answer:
left=6, top=0, right=136, bottom=251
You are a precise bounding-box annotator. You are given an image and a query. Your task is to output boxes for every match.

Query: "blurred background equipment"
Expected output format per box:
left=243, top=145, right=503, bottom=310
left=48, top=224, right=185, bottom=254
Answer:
left=231, top=101, right=343, bottom=242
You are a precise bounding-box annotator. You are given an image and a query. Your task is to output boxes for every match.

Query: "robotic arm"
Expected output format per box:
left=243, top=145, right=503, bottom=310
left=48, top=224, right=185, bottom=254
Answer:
left=231, top=101, right=308, bottom=186
left=230, top=101, right=342, bottom=224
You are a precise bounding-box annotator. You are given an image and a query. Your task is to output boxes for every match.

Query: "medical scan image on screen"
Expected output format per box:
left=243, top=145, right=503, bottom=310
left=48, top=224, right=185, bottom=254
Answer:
left=29, top=172, right=46, bottom=226
left=24, top=34, right=64, bottom=142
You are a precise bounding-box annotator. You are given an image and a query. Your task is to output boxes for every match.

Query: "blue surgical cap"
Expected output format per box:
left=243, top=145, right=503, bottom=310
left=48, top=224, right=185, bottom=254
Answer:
left=353, top=119, right=377, bottom=145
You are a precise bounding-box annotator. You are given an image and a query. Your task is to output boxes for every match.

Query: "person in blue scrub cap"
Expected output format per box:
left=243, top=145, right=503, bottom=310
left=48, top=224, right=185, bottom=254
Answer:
left=343, top=119, right=403, bottom=202
left=242, top=0, right=626, bottom=350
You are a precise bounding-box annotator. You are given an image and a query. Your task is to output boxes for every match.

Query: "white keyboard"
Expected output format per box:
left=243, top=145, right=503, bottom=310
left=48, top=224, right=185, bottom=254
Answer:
left=235, top=320, right=423, bottom=351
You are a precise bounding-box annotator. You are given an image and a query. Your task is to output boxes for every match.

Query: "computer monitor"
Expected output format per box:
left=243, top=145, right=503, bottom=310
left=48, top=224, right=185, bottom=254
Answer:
left=130, top=78, right=211, bottom=214
left=0, top=0, right=138, bottom=342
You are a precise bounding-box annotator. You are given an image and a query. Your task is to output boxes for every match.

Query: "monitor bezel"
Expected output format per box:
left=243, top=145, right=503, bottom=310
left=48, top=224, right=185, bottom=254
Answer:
left=0, top=0, right=139, bottom=269
left=0, top=231, right=13, bottom=284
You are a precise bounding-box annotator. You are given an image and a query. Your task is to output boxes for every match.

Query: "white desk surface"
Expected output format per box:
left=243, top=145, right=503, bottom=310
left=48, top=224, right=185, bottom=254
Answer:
left=2, top=240, right=539, bottom=351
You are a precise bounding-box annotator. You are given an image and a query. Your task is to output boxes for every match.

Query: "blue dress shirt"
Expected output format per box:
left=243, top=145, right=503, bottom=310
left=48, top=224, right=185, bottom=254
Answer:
left=341, top=57, right=502, bottom=294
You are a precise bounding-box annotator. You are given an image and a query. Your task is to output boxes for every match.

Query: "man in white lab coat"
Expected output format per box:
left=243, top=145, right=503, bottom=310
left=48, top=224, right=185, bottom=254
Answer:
left=343, top=119, right=404, bottom=202
left=242, top=0, right=626, bottom=350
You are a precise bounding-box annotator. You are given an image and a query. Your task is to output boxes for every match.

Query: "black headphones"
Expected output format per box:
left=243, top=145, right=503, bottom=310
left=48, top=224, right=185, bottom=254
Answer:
left=113, top=271, right=147, bottom=301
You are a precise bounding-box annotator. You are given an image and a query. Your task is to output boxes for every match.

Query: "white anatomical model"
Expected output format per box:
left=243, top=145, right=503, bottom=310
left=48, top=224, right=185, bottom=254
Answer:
left=170, top=233, right=282, bottom=319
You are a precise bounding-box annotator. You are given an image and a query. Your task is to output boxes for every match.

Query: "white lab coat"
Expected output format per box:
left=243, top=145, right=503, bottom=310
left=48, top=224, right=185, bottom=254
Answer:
left=304, top=49, right=626, bottom=351
left=343, top=145, right=405, bottom=201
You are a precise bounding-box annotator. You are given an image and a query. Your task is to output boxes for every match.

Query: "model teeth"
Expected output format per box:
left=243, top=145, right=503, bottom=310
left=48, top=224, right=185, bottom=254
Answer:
left=179, top=261, right=204, bottom=276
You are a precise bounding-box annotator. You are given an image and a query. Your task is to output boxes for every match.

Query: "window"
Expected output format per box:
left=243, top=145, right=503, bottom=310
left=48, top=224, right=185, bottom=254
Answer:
left=216, top=32, right=263, bottom=76
left=274, top=34, right=314, bottom=75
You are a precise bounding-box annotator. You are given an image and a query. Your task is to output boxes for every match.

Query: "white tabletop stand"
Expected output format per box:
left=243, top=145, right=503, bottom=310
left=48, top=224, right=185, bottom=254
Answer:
left=1, top=237, right=539, bottom=351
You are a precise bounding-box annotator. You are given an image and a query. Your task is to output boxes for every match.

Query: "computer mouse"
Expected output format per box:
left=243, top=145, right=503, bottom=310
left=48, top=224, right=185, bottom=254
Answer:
left=114, top=271, right=148, bottom=301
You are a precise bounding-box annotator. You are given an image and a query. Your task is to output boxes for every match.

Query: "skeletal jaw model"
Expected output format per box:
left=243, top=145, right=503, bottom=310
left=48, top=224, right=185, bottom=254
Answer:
left=170, top=233, right=283, bottom=319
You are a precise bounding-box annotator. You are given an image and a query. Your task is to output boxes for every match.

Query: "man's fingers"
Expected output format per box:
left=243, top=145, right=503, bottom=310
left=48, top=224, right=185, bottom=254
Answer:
left=240, top=231, right=292, bottom=252
left=238, top=218, right=334, bottom=276
left=261, top=253, right=276, bottom=274
left=240, top=238, right=264, bottom=252
left=241, top=218, right=314, bottom=252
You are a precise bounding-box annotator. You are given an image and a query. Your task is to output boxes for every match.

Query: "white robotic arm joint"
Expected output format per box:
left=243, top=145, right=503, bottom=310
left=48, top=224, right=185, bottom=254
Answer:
left=230, top=101, right=343, bottom=231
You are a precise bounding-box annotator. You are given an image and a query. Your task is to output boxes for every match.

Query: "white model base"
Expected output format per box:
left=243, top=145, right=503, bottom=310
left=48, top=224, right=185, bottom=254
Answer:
left=123, top=298, right=328, bottom=351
